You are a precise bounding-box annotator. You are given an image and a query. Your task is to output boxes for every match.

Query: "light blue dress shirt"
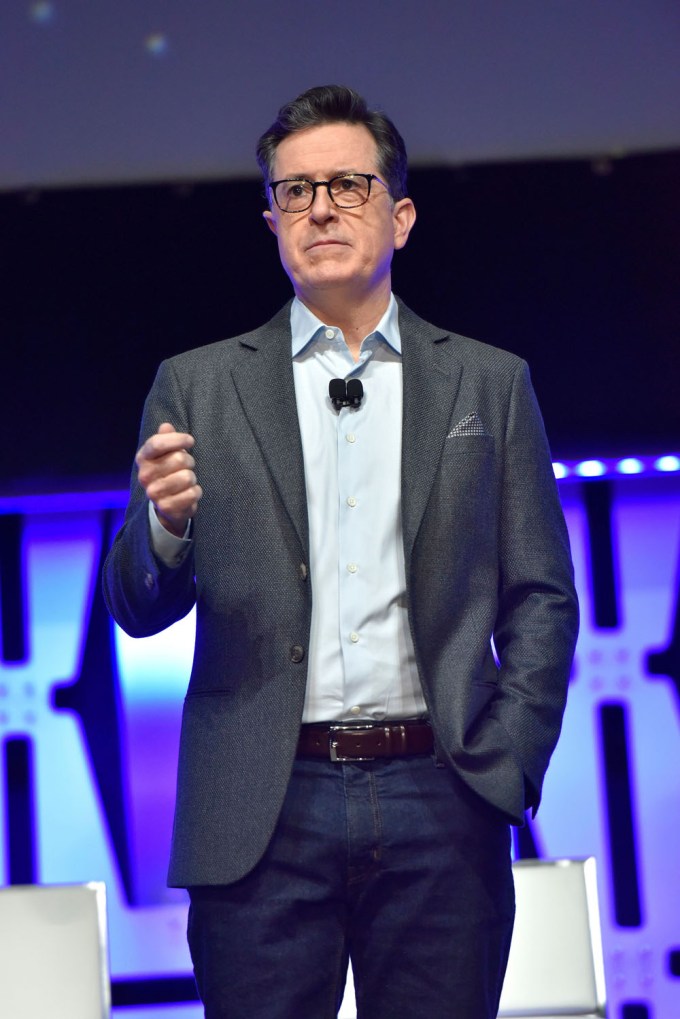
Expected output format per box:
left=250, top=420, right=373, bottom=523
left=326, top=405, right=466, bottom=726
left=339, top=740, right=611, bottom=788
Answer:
left=291, top=295, right=426, bottom=723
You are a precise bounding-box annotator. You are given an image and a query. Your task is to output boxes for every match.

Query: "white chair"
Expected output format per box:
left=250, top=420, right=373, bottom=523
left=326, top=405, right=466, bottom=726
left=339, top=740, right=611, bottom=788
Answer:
left=498, top=857, right=607, bottom=1018
left=0, top=882, right=110, bottom=1019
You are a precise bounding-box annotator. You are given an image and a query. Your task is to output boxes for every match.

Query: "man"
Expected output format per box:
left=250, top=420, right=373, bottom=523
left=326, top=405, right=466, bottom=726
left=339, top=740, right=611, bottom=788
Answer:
left=103, top=85, right=578, bottom=1019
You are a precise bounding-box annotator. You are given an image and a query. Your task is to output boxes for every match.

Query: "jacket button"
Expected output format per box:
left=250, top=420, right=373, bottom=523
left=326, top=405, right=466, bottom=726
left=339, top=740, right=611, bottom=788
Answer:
left=290, top=645, right=305, bottom=663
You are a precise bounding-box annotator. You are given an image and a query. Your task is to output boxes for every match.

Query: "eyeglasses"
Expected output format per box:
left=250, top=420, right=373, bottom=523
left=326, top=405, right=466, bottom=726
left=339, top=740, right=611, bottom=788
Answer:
left=269, top=173, right=389, bottom=213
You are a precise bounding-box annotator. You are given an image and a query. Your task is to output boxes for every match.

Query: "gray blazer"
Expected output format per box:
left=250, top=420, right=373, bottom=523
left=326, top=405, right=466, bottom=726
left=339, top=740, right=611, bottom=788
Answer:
left=103, top=300, right=578, bottom=887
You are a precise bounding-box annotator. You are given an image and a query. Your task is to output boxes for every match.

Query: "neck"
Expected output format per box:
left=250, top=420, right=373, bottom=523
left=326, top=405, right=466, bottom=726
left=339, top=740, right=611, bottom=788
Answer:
left=296, top=280, right=392, bottom=361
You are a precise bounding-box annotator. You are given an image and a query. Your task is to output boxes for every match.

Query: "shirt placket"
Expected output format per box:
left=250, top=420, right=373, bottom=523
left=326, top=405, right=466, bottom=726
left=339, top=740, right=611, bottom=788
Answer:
left=336, top=354, right=372, bottom=717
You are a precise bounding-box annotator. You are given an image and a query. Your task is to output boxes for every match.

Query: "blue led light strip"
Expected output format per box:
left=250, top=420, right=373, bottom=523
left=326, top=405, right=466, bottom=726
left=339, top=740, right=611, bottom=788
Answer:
left=0, top=454, right=678, bottom=515
left=0, top=489, right=128, bottom=515
left=553, top=454, right=680, bottom=481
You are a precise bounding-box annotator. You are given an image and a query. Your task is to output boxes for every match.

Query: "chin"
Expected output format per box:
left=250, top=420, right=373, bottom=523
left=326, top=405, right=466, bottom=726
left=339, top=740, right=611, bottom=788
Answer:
left=300, top=270, right=358, bottom=291
left=309, top=255, right=364, bottom=279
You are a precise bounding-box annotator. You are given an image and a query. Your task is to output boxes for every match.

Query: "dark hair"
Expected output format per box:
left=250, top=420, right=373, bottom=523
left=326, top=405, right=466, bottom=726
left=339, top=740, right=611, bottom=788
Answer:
left=256, top=84, right=408, bottom=201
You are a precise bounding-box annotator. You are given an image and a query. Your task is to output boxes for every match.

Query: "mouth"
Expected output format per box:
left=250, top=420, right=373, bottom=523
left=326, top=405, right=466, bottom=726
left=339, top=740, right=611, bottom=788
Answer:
left=307, top=239, right=347, bottom=251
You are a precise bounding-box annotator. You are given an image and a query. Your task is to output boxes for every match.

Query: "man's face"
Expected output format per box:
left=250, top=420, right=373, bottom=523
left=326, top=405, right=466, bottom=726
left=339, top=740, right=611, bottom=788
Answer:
left=263, top=122, right=415, bottom=304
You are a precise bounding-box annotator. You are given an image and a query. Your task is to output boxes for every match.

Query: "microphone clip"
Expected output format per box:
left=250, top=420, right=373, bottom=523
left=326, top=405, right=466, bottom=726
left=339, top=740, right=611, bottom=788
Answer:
left=329, top=378, right=364, bottom=411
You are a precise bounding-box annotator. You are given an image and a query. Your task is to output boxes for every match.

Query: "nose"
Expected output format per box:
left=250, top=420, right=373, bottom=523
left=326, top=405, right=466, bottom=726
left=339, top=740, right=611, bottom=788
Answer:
left=308, top=183, right=338, bottom=222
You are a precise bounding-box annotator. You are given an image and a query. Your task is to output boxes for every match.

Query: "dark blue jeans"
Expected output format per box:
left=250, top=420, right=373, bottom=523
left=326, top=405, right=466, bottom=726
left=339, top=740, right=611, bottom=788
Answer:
left=187, top=755, right=514, bottom=1019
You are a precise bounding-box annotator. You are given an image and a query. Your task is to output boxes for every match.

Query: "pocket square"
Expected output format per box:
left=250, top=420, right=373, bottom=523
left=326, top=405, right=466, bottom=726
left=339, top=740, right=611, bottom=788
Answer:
left=447, top=412, right=488, bottom=438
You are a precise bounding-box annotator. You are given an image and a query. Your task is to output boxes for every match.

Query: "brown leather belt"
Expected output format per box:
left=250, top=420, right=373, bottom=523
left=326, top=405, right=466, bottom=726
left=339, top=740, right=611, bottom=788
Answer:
left=297, top=721, right=433, bottom=762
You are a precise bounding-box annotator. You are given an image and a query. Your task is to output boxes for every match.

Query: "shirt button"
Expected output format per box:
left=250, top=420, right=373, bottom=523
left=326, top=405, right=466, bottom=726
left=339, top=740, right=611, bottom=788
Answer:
left=349, top=632, right=360, bottom=644
left=299, top=562, right=308, bottom=581
left=346, top=433, right=356, bottom=444
left=346, top=496, right=357, bottom=508
left=324, top=328, right=335, bottom=339
left=290, top=645, right=305, bottom=663
left=347, top=562, right=358, bottom=574
left=350, top=705, right=362, bottom=716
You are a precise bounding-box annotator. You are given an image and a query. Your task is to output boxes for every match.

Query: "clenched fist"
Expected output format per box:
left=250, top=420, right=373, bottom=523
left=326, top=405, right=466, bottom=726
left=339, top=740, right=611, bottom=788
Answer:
left=136, top=422, right=203, bottom=537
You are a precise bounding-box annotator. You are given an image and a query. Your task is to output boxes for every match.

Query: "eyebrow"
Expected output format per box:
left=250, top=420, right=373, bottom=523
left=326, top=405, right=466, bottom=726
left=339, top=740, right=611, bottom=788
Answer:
left=276, top=168, right=363, bottom=180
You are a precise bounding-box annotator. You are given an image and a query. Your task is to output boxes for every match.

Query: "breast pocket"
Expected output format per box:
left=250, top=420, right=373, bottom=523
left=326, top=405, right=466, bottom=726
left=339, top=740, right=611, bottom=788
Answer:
left=440, top=433, right=495, bottom=464
left=433, top=433, right=498, bottom=533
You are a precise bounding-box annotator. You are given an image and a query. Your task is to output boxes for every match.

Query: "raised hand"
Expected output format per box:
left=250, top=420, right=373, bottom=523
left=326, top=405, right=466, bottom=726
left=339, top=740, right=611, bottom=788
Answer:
left=136, top=422, right=202, bottom=537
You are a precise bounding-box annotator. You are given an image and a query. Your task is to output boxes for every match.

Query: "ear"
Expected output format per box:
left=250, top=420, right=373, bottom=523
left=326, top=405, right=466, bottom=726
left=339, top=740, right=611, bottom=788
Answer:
left=263, top=209, right=278, bottom=236
left=392, top=198, right=416, bottom=251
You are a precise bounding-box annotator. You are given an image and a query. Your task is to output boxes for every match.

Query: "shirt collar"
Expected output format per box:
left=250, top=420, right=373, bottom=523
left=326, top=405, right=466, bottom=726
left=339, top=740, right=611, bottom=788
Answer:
left=290, top=294, right=401, bottom=357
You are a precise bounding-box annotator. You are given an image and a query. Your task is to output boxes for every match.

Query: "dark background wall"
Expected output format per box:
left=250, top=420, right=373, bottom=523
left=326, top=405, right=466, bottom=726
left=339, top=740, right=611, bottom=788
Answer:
left=3, top=149, right=679, bottom=488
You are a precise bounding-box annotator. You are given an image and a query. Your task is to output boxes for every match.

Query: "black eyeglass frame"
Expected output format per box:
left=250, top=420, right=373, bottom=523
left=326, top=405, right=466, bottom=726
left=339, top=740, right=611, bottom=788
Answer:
left=268, top=173, right=389, bottom=213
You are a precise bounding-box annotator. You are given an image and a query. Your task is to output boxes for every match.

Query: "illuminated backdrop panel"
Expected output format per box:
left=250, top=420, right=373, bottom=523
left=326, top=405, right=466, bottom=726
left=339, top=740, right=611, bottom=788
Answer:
left=2, top=2, right=679, bottom=191
left=0, top=463, right=679, bottom=1018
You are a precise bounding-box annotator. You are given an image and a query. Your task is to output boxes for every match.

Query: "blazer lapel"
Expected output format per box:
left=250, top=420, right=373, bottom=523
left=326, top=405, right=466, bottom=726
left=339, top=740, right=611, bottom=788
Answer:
left=229, top=305, right=310, bottom=554
left=399, top=302, right=462, bottom=565
left=228, top=300, right=463, bottom=563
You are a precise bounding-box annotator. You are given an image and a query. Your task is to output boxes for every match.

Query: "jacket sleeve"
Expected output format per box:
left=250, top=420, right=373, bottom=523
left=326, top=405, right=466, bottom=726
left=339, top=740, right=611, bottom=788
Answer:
left=491, top=359, right=579, bottom=813
left=102, top=358, right=197, bottom=637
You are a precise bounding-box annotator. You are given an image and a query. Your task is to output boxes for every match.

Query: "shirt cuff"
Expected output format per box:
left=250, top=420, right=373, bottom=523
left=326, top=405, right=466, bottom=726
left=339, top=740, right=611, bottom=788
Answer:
left=148, top=501, right=192, bottom=567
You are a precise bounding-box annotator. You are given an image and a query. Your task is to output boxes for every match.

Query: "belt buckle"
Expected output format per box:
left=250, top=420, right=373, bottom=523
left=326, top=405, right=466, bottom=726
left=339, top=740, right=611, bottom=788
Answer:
left=329, top=723, right=375, bottom=762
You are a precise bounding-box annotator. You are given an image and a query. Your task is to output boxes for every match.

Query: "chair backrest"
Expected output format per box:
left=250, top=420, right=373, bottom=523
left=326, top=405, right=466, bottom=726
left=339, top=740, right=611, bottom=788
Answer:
left=0, top=882, right=110, bottom=1019
left=498, top=857, right=607, bottom=1018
